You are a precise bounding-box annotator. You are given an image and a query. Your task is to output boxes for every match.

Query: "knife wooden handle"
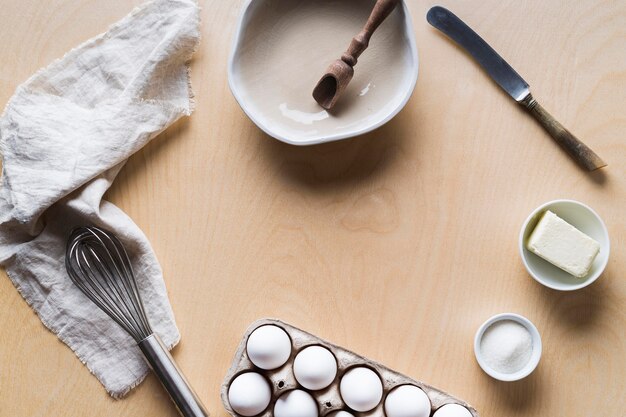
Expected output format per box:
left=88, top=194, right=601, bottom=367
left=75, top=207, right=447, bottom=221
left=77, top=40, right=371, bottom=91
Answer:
left=520, top=94, right=606, bottom=171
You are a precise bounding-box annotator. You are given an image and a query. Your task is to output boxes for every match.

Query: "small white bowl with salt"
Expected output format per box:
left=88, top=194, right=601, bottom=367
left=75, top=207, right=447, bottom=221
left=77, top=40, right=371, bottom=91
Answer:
left=474, top=313, right=542, bottom=382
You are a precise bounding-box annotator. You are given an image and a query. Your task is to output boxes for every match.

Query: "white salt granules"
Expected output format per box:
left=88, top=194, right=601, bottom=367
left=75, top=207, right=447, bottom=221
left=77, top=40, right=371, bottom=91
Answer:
left=480, top=320, right=533, bottom=374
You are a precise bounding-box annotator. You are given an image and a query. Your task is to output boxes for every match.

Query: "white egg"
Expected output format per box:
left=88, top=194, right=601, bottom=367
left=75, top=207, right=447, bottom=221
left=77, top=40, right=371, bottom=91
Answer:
left=274, top=389, right=319, bottom=417
left=339, top=367, right=383, bottom=412
left=327, top=412, right=355, bottom=417
left=433, top=404, right=473, bottom=417
left=228, top=372, right=271, bottom=417
left=293, top=346, right=337, bottom=390
left=384, top=385, right=431, bottom=417
left=246, top=325, right=292, bottom=370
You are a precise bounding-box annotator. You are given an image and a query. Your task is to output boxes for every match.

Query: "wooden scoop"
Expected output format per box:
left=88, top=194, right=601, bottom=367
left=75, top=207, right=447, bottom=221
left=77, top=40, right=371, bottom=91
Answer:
left=312, top=0, right=400, bottom=110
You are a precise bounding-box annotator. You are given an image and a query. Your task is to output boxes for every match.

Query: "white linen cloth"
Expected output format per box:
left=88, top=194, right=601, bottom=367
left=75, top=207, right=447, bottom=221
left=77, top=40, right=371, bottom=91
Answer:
left=0, top=0, right=200, bottom=398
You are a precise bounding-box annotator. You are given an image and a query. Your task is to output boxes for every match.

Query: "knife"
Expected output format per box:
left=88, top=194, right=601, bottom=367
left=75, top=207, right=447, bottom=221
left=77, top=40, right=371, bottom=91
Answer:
left=427, top=6, right=606, bottom=171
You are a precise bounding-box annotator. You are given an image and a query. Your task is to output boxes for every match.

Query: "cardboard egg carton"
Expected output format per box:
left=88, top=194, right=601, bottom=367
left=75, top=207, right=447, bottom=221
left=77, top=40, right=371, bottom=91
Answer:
left=221, top=319, right=479, bottom=417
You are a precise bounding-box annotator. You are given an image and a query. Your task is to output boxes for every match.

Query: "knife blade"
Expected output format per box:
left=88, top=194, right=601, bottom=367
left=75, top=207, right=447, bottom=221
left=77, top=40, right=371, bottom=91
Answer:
left=427, top=6, right=530, bottom=102
left=427, top=6, right=606, bottom=171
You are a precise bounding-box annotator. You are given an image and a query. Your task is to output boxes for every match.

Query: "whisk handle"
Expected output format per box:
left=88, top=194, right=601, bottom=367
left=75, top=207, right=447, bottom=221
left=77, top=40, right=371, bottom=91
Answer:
left=139, top=334, right=209, bottom=417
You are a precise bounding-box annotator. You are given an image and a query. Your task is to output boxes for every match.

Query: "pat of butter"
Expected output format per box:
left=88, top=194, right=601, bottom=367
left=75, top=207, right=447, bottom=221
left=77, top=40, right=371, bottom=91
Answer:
left=527, top=210, right=600, bottom=278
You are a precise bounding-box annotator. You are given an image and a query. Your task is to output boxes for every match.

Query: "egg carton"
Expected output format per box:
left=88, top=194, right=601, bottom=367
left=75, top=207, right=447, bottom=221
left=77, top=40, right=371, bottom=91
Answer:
left=221, top=318, right=479, bottom=417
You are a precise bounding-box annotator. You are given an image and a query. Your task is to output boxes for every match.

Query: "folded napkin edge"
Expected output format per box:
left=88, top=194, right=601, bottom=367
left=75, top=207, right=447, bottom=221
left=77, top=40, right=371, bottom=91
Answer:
left=0, top=0, right=201, bottom=157
left=3, top=256, right=182, bottom=399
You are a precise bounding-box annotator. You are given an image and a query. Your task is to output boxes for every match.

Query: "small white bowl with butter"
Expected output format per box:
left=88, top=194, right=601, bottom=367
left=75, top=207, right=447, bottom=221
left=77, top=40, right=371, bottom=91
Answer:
left=519, top=200, right=610, bottom=291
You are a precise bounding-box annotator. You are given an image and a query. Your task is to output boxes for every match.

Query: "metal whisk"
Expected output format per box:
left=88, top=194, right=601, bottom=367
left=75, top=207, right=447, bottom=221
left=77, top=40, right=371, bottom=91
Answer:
left=66, top=226, right=208, bottom=417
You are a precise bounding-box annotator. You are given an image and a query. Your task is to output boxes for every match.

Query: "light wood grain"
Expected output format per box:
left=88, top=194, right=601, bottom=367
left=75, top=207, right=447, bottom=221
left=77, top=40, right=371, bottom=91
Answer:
left=1, top=1, right=624, bottom=417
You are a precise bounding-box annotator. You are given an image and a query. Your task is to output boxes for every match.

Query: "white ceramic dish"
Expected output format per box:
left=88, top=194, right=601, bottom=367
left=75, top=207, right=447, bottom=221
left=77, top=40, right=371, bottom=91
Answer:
left=519, top=199, right=610, bottom=291
left=228, top=0, right=418, bottom=145
left=474, top=313, right=542, bottom=382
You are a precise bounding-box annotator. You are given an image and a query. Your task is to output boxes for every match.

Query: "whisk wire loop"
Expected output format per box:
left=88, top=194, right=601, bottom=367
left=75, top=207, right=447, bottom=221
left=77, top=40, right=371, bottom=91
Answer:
left=74, top=246, right=135, bottom=336
left=87, top=244, right=147, bottom=337
left=82, top=246, right=145, bottom=340
left=65, top=227, right=153, bottom=342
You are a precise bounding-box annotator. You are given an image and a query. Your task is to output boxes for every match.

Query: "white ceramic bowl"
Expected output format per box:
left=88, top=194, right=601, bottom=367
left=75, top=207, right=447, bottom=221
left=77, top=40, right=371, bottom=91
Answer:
left=228, top=0, right=418, bottom=145
left=519, top=199, right=610, bottom=291
left=474, top=313, right=542, bottom=382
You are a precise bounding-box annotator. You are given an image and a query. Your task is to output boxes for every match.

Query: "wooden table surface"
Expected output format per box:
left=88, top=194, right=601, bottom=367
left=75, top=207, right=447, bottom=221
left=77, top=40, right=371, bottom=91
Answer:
left=1, top=1, right=624, bottom=416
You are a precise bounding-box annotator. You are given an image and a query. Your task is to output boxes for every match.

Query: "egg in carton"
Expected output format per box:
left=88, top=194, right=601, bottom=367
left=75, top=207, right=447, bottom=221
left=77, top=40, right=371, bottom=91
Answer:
left=221, top=318, right=479, bottom=417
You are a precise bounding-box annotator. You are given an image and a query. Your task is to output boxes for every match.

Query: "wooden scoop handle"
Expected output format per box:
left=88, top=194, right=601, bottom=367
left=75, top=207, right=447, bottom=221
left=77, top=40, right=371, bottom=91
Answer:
left=341, top=0, right=401, bottom=67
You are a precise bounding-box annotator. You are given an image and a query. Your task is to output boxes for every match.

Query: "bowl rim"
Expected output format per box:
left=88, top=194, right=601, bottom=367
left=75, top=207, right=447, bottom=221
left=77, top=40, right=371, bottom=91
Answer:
left=518, top=199, right=610, bottom=291
left=227, top=0, right=419, bottom=146
left=473, top=313, right=542, bottom=382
